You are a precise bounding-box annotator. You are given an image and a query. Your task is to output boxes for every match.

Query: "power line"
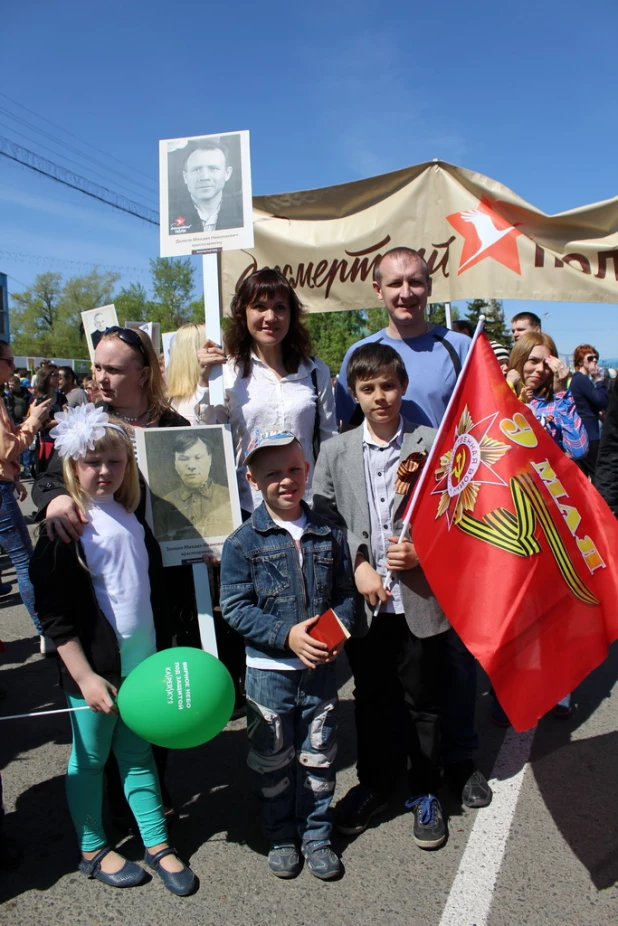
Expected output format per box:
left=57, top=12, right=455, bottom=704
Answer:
left=0, top=249, right=151, bottom=277
left=0, top=91, right=158, bottom=186
left=0, top=119, right=160, bottom=207
left=0, top=136, right=159, bottom=226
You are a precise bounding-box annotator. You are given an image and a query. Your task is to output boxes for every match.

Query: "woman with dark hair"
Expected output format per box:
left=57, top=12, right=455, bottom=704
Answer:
left=30, top=366, right=67, bottom=474
left=199, top=267, right=337, bottom=514
left=569, top=344, right=608, bottom=478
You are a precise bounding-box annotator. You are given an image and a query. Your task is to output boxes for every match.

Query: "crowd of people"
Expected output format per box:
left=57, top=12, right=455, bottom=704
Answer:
left=0, top=249, right=616, bottom=891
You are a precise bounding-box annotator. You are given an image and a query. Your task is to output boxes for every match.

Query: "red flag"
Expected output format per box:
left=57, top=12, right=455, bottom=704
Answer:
left=410, top=332, right=618, bottom=731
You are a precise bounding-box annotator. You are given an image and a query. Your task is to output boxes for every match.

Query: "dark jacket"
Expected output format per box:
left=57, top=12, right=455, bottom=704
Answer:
left=32, top=404, right=190, bottom=516
left=220, top=500, right=356, bottom=661
left=4, top=386, right=31, bottom=424
left=569, top=371, right=608, bottom=442
left=29, top=509, right=173, bottom=695
left=594, top=383, right=618, bottom=516
left=168, top=190, right=243, bottom=235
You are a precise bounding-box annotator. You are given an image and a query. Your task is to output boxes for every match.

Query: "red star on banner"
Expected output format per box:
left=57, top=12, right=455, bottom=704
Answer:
left=446, top=197, right=522, bottom=275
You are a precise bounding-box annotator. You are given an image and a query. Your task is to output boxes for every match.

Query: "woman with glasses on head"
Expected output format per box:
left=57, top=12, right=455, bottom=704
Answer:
left=33, top=326, right=189, bottom=535
left=569, top=345, right=608, bottom=478
left=197, top=267, right=337, bottom=517
left=0, top=341, right=53, bottom=647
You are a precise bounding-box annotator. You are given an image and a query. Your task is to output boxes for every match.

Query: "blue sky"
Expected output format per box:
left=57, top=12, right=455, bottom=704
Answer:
left=1, top=0, right=617, bottom=359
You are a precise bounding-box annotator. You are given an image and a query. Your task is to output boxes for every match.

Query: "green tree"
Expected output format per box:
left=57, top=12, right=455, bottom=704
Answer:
left=427, top=302, right=460, bottom=327
left=54, top=268, right=120, bottom=357
left=365, top=306, right=389, bottom=333
left=149, top=257, right=196, bottom=330
left=304, top=310, right=366, bottom=373
left=465, top=298, right=512, bottom=349
left=114, top=282, right=154, bottom=324
left=10, top=272, right=63, bottom=355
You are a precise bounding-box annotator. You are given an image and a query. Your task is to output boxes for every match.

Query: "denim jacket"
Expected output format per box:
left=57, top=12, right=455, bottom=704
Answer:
left=220, top=501, right=356, bottom=661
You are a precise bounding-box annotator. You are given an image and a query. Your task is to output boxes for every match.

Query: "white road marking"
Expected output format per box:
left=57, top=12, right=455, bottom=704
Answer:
left=438, top=728, right=536, bottom=926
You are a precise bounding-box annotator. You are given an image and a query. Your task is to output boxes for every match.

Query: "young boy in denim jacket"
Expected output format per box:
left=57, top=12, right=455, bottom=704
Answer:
left=220, top=430, right=356, bottom=880
left=312, top=343, right=491, bottom=852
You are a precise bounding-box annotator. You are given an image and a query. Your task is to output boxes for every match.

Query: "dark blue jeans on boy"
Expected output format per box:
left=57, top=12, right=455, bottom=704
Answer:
left=246, top=662, right=338, bottom=849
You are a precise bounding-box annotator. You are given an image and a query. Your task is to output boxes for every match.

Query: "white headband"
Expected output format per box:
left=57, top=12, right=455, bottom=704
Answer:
left=50, top=404, right=127, bottom=461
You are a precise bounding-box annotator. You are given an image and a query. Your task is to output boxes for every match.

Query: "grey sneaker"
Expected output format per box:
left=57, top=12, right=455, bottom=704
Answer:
left=302, top=843, right=341, bottom=880
left=268, top=844, right=301, bottom=879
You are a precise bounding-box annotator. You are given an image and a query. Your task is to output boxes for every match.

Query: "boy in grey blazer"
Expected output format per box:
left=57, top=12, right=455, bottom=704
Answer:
left=312, top=343, right=491, bottom=851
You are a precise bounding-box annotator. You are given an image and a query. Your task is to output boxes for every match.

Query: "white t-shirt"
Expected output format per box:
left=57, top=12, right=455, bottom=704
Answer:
left=202, top=354, right=337, bottom=512
left=245, top=512, right=307, bottom=672
left=81, top=496, right=156, bottom=676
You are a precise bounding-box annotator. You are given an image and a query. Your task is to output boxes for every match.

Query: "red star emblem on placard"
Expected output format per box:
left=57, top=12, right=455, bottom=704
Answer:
left=446, top=197, right=522, bottom=276
left=171, top=215, right=186, bottom=227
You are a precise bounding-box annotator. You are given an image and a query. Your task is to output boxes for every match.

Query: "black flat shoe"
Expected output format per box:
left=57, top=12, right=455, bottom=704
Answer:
left=144, top=847, right=198, bottom=896
left=79, top=846, right=148, bottom=888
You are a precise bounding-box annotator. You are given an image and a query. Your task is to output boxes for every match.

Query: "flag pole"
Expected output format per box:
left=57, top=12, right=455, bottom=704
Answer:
left=374, top=316, right=486, bottom=614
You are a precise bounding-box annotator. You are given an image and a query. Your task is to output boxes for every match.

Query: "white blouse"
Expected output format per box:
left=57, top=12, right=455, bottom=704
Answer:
left=171, top=385, right=212, bottom=427
left=203, top=353, right=337, bottom=512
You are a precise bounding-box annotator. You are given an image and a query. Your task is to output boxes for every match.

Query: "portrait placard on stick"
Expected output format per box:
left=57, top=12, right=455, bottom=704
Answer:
left=159, top=131, right=253, bottom=257
left=125, top=320, right=161, bottom=353
left=81, top=304, right=118, bottom=362
left=135, top=424, right=241, bottom=566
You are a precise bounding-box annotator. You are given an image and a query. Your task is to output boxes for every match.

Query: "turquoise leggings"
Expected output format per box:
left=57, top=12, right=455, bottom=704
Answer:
left=66, top=691, right=168, bottom=852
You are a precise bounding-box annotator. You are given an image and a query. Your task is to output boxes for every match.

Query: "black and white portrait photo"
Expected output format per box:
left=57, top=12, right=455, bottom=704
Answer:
left=81, top=304, right=119, bottom=361
left=136, top=425, right=242, bottom=566
left=159, top=131, right=254, bottom=257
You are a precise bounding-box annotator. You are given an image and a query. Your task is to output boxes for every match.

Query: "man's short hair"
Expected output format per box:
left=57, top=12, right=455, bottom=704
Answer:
left=182, top=139, right=230, bottom=171
left=511, top=311, right=542, bottom=328
left=347, top=343, right=409, bottom=392
left=373, top=247, right=430, bottom=285
left=452, top=319, right=474, bottom=337
left=59, top=365, right=76, bottom=384
left=173, top=432, right=210, bottom=454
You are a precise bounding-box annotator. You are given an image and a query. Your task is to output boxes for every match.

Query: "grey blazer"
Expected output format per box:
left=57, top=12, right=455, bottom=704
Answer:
left=312, top=418, right=451, bottom=639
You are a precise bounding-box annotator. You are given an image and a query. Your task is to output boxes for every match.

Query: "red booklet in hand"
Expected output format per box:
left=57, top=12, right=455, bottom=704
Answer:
left=308, top=608, right=351, bottom=650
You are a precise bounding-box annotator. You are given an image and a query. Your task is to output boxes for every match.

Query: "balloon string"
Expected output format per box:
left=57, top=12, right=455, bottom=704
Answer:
left=0, top=706, right=91, bottom=721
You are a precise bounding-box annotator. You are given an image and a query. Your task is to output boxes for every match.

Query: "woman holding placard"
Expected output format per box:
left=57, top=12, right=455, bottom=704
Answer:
left=33, top=326, right=189, bottom=536
left=198, top=267, right=337, bottom=515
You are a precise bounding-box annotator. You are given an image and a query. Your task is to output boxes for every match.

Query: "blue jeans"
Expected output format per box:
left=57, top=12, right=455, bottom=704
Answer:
left=66, top=691, right=167, bottom=852
left=0, top=480, right=41, bottom=633
left=245, top=663, right=338, bottom=848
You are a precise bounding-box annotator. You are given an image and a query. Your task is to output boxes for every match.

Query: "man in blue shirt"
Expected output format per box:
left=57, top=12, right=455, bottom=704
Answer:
left=335, top=247, right=470, bottom=427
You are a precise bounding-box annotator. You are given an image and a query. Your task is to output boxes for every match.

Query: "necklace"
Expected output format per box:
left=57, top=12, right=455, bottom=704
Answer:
left=115, top=407, right=150, bottom=424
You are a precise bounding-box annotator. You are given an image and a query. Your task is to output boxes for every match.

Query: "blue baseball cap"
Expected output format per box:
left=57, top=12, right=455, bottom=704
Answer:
left=244, top=429, right=297, bottom=466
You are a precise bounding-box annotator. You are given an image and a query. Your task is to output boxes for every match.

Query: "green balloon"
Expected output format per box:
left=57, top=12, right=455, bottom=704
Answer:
left=117, top=647, right=235, bottom=749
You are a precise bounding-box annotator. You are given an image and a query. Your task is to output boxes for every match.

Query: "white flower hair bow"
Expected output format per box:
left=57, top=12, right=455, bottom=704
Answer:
left=50, top=404, right=120, bottom=461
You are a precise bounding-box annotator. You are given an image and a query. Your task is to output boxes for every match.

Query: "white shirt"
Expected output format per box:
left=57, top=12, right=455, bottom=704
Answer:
left=171, top=385, right=213, bottom=427
left=203, top=354, right=337, bottom=512
left=362, top=417, right=404, bottom=614
left=81, top=496, right=156, bottom=676
left=245, top=512, right=307, bottom=672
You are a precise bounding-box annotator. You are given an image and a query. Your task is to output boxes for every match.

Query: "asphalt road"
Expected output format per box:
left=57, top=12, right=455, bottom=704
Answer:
left=1, top=481, right=617, bottom=925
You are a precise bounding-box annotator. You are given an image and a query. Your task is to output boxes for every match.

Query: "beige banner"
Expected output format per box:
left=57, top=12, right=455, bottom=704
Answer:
left=221, top=160, right=618, bottom=312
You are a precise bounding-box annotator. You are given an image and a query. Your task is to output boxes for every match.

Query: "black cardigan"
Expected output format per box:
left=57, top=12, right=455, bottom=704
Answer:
left=29, top=509, right=174, bottom=695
